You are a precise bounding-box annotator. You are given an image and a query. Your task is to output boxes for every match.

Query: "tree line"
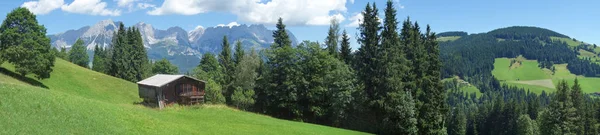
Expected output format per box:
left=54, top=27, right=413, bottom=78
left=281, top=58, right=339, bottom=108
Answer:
left=174, top=1, right=446, bottom=134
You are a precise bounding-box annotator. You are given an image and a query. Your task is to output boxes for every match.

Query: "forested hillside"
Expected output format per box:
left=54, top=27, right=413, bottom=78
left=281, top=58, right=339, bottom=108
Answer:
left=440, top=26, right=600, bottom=134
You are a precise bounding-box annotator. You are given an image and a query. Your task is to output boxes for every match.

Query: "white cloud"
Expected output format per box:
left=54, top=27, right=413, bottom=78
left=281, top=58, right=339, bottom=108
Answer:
left=21, top=0, right=64, bottom=15
left=345, top=12, right=362, bottom=27
left=217, top=22, right=241, bottom=28
left=393, top=0, right=405, bottom=9
left=116, top=0, right=138, bottom=7
left=148, top=0, right=349, bottom=26
left=137, top=3, right=156, bottom=9
left=305, top=13, right=345, bottom=26
left=61, top=0, right=121, bottom=16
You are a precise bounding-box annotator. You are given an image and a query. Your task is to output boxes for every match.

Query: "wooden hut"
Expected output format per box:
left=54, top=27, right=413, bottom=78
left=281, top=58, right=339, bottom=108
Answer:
left=137, top=74, right=206, bottom=109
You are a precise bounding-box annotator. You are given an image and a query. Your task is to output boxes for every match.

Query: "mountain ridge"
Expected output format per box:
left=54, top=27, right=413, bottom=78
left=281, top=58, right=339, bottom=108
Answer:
left=48, top=19, right=299, bottom=73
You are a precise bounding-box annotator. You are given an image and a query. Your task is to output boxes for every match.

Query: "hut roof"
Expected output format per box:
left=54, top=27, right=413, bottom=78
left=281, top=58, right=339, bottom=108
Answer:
left=137, top=74, right=204, bottom=87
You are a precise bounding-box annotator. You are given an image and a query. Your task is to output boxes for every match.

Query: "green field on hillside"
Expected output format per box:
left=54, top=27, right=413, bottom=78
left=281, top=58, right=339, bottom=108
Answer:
left=0, top=59, right=366, bottom=135
left=551, top=36, right=587, bottom=46
left=503, top=81, right=552, bottom=94
left=491, top=57, right=600, bottom=94
left=552, top=78, right=600, bottom=93
left=442, top=77, right=482, bottom=97
left=437, top=36, right=461, bottom=42
left=492, top=57, right=550, bottom=81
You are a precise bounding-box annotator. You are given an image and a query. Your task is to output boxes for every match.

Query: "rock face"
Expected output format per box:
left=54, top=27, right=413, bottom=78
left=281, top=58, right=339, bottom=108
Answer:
left=48, top=19, right=298, bottom=73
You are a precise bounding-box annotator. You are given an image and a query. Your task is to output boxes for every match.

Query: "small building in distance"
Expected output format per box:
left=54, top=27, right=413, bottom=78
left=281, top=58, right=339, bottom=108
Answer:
left=137, top=74, right=206, bottom=109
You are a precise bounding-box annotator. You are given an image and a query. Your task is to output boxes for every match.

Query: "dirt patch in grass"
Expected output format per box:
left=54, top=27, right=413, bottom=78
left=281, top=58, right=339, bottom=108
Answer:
left=510, top=79, right=555, bottom=89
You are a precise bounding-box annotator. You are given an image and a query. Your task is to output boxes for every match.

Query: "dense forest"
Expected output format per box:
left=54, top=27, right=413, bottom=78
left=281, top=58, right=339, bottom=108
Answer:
left=440, top=26, right=600, bottom=134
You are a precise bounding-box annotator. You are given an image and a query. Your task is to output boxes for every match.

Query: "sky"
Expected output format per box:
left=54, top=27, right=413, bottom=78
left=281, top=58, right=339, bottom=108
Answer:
left=0, top=0, right=599, bottom=50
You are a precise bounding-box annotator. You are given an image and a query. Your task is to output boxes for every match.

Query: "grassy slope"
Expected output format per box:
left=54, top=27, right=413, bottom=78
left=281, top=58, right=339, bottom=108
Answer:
left=491, top=58, right=600, bottom=94
left=551, top=36, right=587, bottom=46
left=492, top=58, right=550, bottom=81
left=442, top=77, right=482, bottom=97
left=0, top=59, right=366, bottom=135
left=437, top=36, right=461, bottom=42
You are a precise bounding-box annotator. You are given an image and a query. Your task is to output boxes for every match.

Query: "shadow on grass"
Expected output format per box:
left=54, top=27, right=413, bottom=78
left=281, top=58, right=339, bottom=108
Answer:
left=0, top=67, right=48, bottom=89
left=133, top=100, right=158, bottom=108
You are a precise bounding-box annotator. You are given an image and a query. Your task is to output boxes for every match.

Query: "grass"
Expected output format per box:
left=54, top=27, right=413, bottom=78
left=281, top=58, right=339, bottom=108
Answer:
left=552, top=78, right=600, bottom=94
left=579, top=49, right=597, bottom=58
left=503, top=81, right=554, bottom=94
left=551, top=36, right=587, bottom=47
left=442, top=77, right=482, bottom=97
left=461, top=85, right=482, bottom=97
left=0, top=58, right=366, bottom=135
left=577, top=49, right=600, bottom=64
left=492, top=57, right=550, bottom=81
left=436, top=36, right=461, bottom=42
left=491, top=57, right=600, bottom=94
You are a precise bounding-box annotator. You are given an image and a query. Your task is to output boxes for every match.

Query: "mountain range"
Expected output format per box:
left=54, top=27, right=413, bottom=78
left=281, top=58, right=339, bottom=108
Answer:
left=48, top=19, right=299, bottom=72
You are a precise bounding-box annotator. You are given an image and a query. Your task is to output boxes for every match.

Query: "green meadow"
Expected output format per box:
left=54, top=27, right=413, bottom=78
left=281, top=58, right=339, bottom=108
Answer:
left=0, top=59, right=367, bottom=135
left=491, top=57, right=600, bottom=94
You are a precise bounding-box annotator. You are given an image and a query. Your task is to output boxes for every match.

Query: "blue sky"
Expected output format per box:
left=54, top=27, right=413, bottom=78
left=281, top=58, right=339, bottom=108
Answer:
left=0, top=0, right=599, bottom=50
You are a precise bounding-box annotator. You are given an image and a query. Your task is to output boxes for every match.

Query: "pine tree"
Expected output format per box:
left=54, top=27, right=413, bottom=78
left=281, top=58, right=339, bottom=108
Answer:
left=356, top=2, right=381, bottom=103
left=448, top=104, right=466, bottom=135
left=193, top=53, right=226, bottom=104
left=0, top=7, right=55, bottom=79
left=129, top=27, right=150, bottom=81
left=109, top=22, right=136, bottom=81
left=517, top=114, right=538, bottom=135
left=219, top=36, right=234, bottom=103
left=273, top=18, right=292, bottom=48
left=69, top=39, right=89, bottom=68
left=325, top=18, right=340, bottom=56
left=262, top=18, right=303, bottom=119
left=195, top=53, right=223, bottom=82
left=571, top=78, right=584, bottom=134
left=233, top=40, right=245, bottom=67
left=540, top=80, right=577, bottom=135
left=92, top=45, right=107, bottom=73
left=583, top=99, right=598, bottom=135
left=379, top=1, right=416, bottom=134
left=418, top=25, right=448, bottom=135
left=340, top=29, right=352, bottom=64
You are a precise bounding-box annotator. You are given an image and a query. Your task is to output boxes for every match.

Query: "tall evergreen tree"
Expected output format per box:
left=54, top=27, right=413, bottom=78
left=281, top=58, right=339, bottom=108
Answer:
left=195, top=53, right=223, bottom=82
left=340, top=29, right=352, bottom=64
left=356, top=2, right=381, bottom=103
left=92, top=45, right=107, bottom=73
left=273, top=18, right=292, bottom=48
left=540, top=80, right=577, bottom=135
left=109, top=22, right=136, bottom=81
left=447, top=104, right=466, bottom=135
left=325, top=18, right=340, bottom=56
left=69, top=39, right=89, bottom=68
left=417, top=25, right=448, bottom=135
left=0, top=7, right=55, bottom=79
left=571, top=78, right=585, bottom=135
left=219, top=36, right=235, bottom=103
left=233, top=40, right=245, bottom=66
left=379, top=1, right=416, bottom=134
left=129, top=27, right=150, bottom=81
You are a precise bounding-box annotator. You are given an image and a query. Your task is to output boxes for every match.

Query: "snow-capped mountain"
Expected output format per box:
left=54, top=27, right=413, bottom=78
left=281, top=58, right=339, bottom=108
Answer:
left=188, top=26, right=205, bottom=42
left=48, top=19, right=298, bottom=73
